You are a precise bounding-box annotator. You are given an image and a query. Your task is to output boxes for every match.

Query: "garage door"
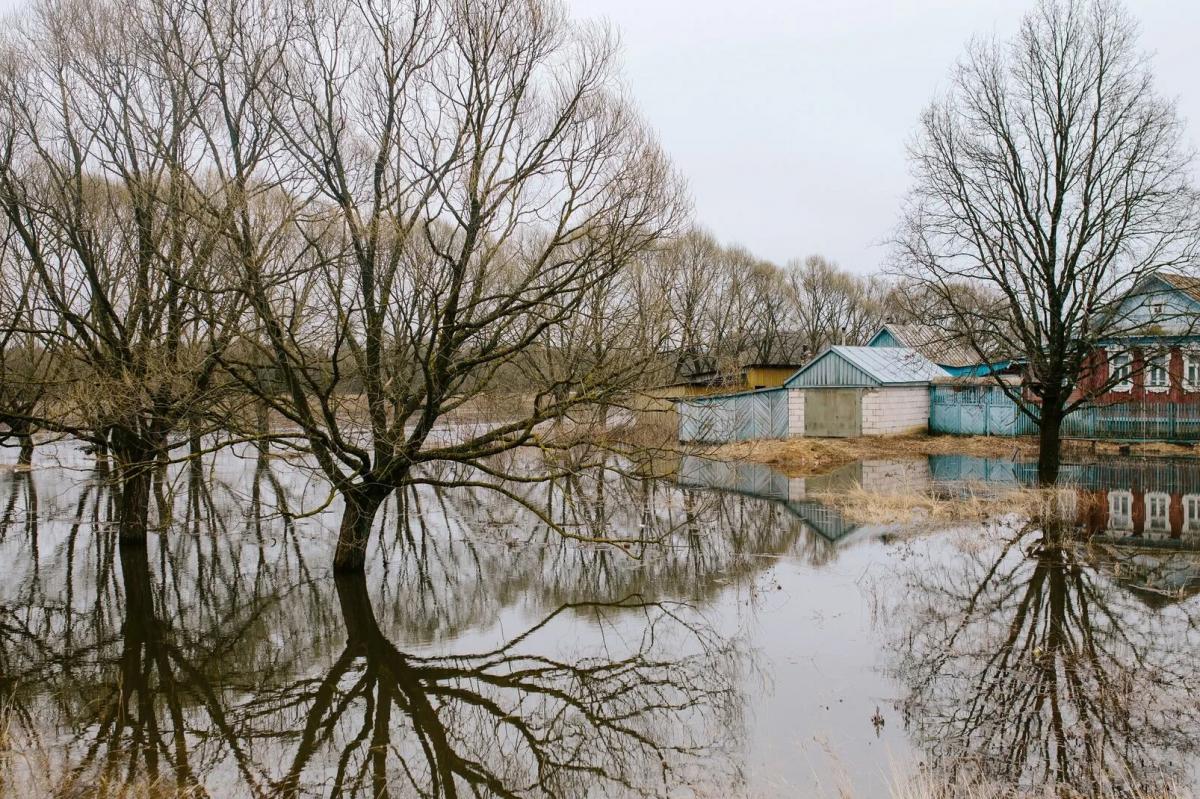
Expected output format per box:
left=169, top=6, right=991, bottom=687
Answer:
left=805, top=389, right=861, bottom=437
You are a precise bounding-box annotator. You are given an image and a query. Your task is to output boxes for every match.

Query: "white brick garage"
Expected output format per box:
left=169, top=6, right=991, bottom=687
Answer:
left=783, top=346, right=948, bottom=438
left=860, top=386, right=930, bottom=435
left=787, top=388, right=805, bottom=436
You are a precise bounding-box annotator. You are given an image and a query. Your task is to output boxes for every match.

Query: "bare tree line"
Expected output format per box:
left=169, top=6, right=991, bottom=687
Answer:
left=0, top=0, right=912, bottom=572
left=638, top=228, right=906, bottom=382
left=0, top=0, right=695, bottom=571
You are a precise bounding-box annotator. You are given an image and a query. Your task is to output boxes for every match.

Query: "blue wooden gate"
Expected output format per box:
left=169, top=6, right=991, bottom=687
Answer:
left=929, top=385, right=1036, bottom=436
left=677, top=387, right=791, bottom=443
left=930, top=385, right=1200, bottom=441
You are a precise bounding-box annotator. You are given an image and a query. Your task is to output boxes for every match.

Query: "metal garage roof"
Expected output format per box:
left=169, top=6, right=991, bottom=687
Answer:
left=784, top=346, right=950, bottom=388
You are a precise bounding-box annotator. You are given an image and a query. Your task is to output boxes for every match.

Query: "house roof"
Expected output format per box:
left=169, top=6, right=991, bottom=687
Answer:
left=785, top=345, right=949, bottom=388
left=870, top=323, right=983, bottom=368
left=1154, top=272, right=1200, bottom=304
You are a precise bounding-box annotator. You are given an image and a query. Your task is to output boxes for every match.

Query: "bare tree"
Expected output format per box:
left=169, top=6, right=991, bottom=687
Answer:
left=214, top=0, right=683, bottom=572
left=0, top=224, right=59, bottom=465
left=894, top=0, right=1200, bottom=483
left=0, top=0, right=257, bottom=537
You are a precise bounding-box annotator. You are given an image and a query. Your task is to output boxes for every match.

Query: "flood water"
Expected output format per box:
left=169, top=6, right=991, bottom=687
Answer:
left=3, top=443, right=1200, bottom=797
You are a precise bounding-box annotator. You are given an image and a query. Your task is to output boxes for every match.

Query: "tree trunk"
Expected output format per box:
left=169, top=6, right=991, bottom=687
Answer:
left=188, top=419, right=203, bottom=463
left=113, top=437, right=156, bottom=543
left=255, top=399, right=270, bottom=454
left=92, top=434, right=112, bottom=474
left=118, top=462, right=153, bottom=542
left=1037, top=398, right=1064, bottom=486
left=333, top=487, right=389, bottom=573
left=118, top=536, right=154, bottom=632
left=17, top=431, right=33, bottom=467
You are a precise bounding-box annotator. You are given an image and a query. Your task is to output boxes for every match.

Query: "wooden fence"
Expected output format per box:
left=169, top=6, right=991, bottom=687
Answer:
left=677, top=387, right=790, bottom=443
left=930, top=385, right=1200, bottom=442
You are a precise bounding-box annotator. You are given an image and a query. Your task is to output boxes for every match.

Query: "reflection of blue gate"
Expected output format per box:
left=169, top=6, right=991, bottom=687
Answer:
left=677, top=388, right=790, bottom=443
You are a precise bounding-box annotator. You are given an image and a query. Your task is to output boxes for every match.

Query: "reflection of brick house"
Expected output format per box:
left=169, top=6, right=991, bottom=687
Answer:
left=1074, top=272, right=1200, bottom=405
left=1076, top=486, right=1200, bottom=542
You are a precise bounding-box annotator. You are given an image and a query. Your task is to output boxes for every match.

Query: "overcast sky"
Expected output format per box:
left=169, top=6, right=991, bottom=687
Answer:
left=0, top=0, right=1195, bottom=274
left=567, top=0, right=1200, bottom=273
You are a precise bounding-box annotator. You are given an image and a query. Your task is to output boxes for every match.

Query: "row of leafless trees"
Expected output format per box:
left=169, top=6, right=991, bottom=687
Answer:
left=637, top=228, right=962, bottom=384
left=643, top=230, right=896, bottom=379
left=0, top=0, right=889, bottom=572
left=0, top=0, right=694, bottom=571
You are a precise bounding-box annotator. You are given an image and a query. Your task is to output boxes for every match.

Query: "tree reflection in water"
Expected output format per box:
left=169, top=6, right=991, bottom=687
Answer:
left=890, top=514, right=1200, bottom=796
left=0, top=447, right=748, bottom=797
left=255, top=577, right=739, bottom=798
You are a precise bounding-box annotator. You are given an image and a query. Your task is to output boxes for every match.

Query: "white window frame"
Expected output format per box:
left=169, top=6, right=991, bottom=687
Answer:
left=1185, top=494, right=1200, bottom=534
left=1109, top=490, right=1133, bottom=531
left=1146, top=354, right=1170, bottom=393
left=1146, top=491, right=1171, bottom=535
left=1185, top=351, right=1200, bottom=391
left=1109, top=350, right=1133, bottom=392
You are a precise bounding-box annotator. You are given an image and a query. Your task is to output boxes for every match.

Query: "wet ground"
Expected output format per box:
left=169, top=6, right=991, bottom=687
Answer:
left=2, top=442, right=1200, bottom=797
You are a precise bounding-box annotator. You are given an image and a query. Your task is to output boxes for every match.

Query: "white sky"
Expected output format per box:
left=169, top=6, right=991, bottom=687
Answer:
left=0, top=0, right=1195, bottom=273
left=567, top=0, right=1200, bottom=272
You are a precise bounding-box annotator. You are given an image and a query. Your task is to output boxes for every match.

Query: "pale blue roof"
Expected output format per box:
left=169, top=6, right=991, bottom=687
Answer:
left=784, top=346, right=950, bottom=388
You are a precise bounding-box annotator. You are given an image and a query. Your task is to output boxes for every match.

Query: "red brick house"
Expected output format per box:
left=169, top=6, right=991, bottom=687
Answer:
left=1072, top=272, right=1200, bottom=405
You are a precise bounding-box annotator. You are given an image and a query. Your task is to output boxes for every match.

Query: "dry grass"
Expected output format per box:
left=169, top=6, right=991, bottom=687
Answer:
left=706, top=434, right=1200, bottom=478
left=705, top=435, right=1036, bottom=477
left=810, top=481, right=1081, bottom=526
left=594, top=412, right=680, bottom=450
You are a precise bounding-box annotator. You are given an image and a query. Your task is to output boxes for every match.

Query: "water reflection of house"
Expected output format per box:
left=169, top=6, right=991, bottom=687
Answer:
left=678, top=456, right=857, bottom=543
left=680, top=453, right=1200, bottom=603
left=929, top=454, right=1200, bottom=542
left=1070, top=459, right=1200, bottom=603
left=1085, top=544, right=1200, bottom=606
left=677, top=456, right=932, bottom=544
left=933, top=454, right=1200, bottom=603
left=1065, top=461, right=1200, bottom=544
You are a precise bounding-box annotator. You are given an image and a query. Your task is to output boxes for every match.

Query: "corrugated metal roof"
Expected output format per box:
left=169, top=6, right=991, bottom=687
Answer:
left=1156, top=272, right=1200, bottom=304
left=786, top=346, right=949, bottom=388
left=872, top=323, right=982, bottom=368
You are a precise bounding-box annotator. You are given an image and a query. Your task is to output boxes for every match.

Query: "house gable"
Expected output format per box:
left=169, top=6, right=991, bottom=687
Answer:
left=866, top=323, right=984, bottom=369
left=785, top=348, right=881, bottom=388
left=785, top=346, right=947, bottom=389
left=1113, top=273, right=1200, bottom=336
left=868, top=327, right=902, bottom=348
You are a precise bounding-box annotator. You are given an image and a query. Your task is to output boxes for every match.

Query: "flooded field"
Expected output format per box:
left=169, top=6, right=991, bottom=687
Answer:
left=3, top=443, right=1200, bottom=797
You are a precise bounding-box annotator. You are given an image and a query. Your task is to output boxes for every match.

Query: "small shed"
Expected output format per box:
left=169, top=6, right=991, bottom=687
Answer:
left=676, top=386, right=790, bottom=443
left=784, top=346, right=948, bottom=437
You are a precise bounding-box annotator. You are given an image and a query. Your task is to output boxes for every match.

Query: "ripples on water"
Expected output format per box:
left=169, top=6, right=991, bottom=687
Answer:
left=2, top=443, right=1200, bottom=797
